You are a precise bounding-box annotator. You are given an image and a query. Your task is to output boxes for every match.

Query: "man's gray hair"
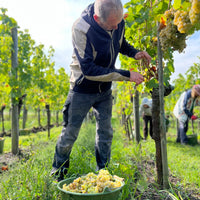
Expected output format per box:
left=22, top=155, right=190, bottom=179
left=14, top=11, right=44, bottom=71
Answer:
left=94, top=0, right=123, bottom=22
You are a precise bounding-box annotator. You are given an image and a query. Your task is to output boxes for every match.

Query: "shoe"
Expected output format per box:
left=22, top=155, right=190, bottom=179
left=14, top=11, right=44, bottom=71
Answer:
left=50, top=167, right=59, bottom=176
left=50, top=167, right=68, bottom=182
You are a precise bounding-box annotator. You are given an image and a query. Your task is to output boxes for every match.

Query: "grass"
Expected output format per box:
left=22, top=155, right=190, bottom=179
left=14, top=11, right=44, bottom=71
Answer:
left=0, top=117, right=200, bottom=200
left=141, top=126, right=200, bottom=188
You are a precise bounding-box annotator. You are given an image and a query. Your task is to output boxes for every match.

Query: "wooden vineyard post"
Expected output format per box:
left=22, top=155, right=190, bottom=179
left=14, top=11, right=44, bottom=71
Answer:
left=37, top=106, right=41, bottom=127
left=56, top=110, right=59, bottom=127
left=46, top=104, right=51, bottom=138
left=22, top=104, right=28, bottom=129
left=1, top=105, right=6, bottom=134
left=152, top=88, right=163, bottom=185
left=157, top=23, right=169, bottom=188
left=11, top=27, right=19, bottom=155
left=133, top=86, right=141, bottom=144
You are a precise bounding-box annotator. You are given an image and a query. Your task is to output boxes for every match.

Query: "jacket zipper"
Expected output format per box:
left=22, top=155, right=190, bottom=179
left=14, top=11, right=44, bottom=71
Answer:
left=76, top=75, right=84, bottom=85
left=99, top=31, right=115, bottom=93
left=108, top=30, right=115, bottom=68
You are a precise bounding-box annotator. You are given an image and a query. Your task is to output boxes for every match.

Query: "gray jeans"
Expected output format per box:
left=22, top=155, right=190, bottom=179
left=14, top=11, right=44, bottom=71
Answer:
left=177, top=119, right=188, bottom=144
left=52, top=89, right=113, bottom=171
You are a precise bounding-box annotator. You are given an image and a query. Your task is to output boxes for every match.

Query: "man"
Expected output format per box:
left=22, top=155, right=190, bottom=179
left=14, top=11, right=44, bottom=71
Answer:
left=51, top=0, right=151, bottom=181
left=173, top=85, right=200, bottom=144
left=139, top=98, right=153, bottom=140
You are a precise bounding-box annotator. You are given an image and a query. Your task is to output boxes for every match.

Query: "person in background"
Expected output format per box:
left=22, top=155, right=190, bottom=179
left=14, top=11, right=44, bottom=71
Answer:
left=51, top=0, right=151, bottom=181
left=139, top=97, right=153, bottom=140
left=173, top=85, right=200, bottom=145
left=165, top=115, right=170, bottom=133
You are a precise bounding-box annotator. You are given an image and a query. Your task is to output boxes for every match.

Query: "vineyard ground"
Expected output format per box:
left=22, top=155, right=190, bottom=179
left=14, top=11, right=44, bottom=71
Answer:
left=0, top=121, right=200, bottom=200
left=1, top=149, right=197, bottom=200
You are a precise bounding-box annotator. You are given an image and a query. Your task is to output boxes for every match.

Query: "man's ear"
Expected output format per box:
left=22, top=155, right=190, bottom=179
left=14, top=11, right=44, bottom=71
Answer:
left=93, top=14, right=99, bottom=22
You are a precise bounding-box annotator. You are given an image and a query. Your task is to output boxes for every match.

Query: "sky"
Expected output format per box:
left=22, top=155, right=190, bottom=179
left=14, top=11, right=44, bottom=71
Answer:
left=1, top=0, right=200, bottom=82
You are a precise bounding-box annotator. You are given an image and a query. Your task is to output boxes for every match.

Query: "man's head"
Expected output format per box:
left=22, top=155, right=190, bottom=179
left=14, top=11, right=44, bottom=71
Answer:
left=94, top=0, right=123, bottom=31
left=142, top=97, right=151, bottom=108
left=192, top=85, right=200, bottom=98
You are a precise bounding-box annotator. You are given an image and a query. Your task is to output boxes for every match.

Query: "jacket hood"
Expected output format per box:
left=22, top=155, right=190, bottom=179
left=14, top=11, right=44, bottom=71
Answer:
left=81, top=4, right=105, bottom=34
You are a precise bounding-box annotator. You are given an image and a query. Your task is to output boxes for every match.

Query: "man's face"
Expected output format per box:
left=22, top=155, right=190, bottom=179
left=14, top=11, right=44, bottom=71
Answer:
left=97, top=10, right=123, bottom=31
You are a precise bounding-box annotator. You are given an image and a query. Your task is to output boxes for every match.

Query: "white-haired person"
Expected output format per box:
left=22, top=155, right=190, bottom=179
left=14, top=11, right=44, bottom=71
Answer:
left=139, top=98, right=153, bottom=140
left=51, top=0, right=151, bottom=181
left=173, top=85, right=200, bottom=145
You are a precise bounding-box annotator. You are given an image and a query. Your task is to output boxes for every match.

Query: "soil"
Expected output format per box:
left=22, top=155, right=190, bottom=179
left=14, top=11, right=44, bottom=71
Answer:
left=134, top=160, right=200, bottom=200
left=0, top=125, right=53, bottom=173
left=0, top=148, right=32, bottom=173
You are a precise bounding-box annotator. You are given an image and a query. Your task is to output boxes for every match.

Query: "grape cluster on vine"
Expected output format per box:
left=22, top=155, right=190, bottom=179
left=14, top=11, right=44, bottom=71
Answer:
left=189, top=0, right=200, bottom=25
left=159, top=21, right=186, bottom=53
left=159, top=1, right=200, bottom=55
left=139, top=59, right=158, bottom=82
left=164, top=8, right=175, bottom=20
left=159, top=8, right=187, bottom=54
left=174, top=10, right=192, bottom=34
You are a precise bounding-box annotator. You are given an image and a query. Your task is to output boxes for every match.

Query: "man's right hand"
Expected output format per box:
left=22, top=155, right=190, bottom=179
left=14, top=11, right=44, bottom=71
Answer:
left=130, top=71, right=144, bottom=85
left=191, top=115, right=198, bottom=120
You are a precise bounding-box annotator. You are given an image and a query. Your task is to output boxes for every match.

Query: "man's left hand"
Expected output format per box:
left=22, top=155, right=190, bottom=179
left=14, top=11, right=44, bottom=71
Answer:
left=135, top=51, right=152, bottom=66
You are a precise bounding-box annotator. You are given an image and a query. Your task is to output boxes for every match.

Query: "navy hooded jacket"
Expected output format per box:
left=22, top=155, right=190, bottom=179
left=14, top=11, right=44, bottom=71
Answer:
left=69, top=3, right=140, bottom=93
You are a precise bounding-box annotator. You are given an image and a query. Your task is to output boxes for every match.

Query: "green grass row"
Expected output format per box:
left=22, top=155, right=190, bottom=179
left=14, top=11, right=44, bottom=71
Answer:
left=0, top=118, right=200, bottom=199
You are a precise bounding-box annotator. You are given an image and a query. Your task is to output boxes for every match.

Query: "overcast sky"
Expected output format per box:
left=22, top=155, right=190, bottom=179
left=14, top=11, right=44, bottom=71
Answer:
left=1, top=0, right=200, bottom=82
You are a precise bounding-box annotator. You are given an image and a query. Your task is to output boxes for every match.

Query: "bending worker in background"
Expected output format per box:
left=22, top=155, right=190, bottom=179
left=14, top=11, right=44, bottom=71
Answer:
left=139, top=97, right=153, bottom=140
left=51, top=0, right=151, bottom=181
left=173, top=85, right=200, bottom=145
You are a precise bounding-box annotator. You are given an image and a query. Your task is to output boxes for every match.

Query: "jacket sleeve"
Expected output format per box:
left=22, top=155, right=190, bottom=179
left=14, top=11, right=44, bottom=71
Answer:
left=72, top=19, right=130, bottom=82
left=119, top=36, right=140, bottom=58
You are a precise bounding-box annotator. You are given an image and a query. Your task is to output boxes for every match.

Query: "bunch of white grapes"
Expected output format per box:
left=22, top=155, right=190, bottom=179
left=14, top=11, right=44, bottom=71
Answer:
left=174, top=10, right=192, bottom=33
left=164, top=7, right=175, bottom=20
left=159, top=21, right=186, bottom=53
left=159, top=8, right=187, bottom=53
left=158, top=0, right=200, bottom=54
left=189, top=0, right=200, bottom=25
left=62, top=169, right=124, bottom=194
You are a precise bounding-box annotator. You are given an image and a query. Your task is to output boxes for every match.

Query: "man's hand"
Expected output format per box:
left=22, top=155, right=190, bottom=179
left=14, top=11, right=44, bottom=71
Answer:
left=191, top=115, right=198, bottom=120
left=135, top=51, right=152, bottom=66
left=130, top=71, right=144, bottom=85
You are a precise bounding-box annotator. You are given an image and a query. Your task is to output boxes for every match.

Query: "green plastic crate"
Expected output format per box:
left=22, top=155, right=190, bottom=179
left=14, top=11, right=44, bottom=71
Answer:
left=57, top=177, right=125, bottom=200
left=187, top=134, right=198, bottom=146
